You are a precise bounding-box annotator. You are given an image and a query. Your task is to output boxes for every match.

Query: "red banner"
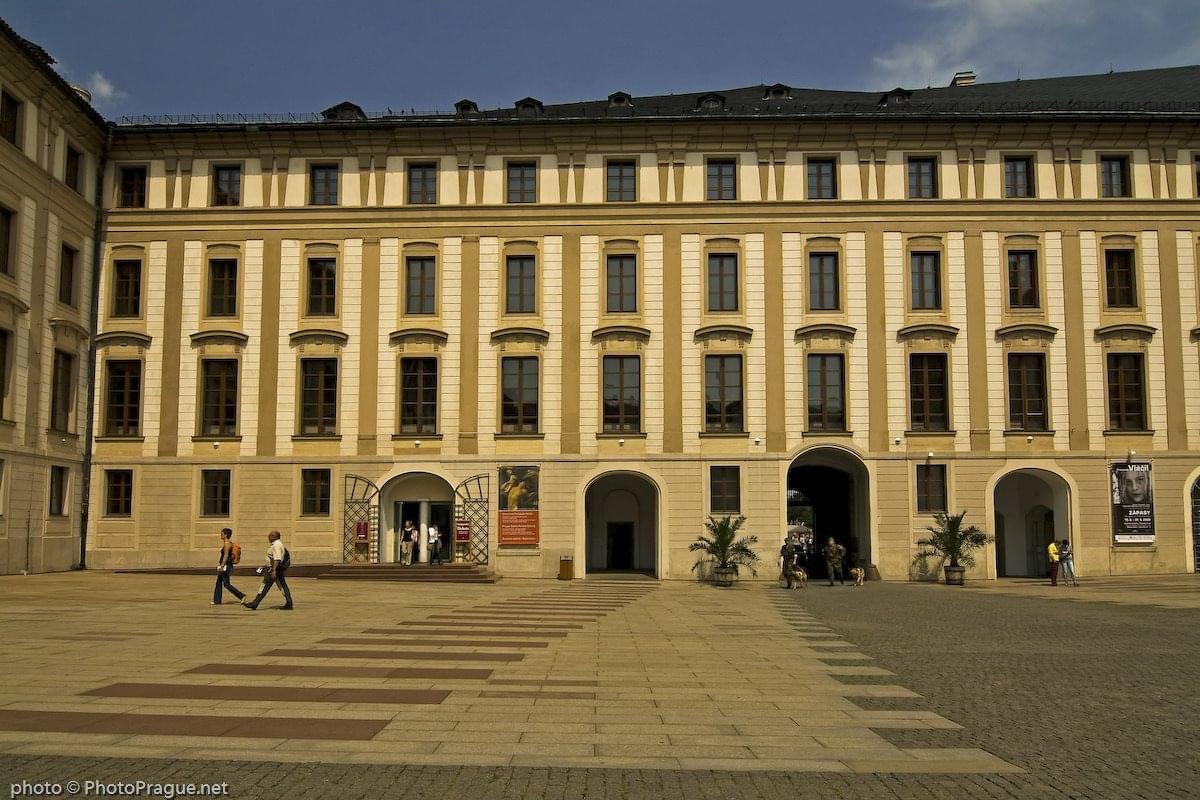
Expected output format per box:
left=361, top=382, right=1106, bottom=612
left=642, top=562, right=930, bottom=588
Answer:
left=355, top=521, right=370, bottom=542
left=454, top=518, right=471, bottom=543
left=498, top=510, right=539, bottom=545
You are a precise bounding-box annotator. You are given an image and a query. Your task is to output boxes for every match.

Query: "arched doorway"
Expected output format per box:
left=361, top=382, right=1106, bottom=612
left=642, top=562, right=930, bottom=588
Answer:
left=993, top=469, right=1071, bottom=578
left=584, top=472, right=658, bottom=576
left=379, top=472, right=455, bottom=564
left=1191, top=479, right=1200, bottom=573
left=787, top=447, right=872, bottom=577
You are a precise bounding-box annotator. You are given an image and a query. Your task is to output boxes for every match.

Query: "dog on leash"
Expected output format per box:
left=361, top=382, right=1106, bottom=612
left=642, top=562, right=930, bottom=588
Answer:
left=791, top=567, right=808, bottom=589
left=849, top=567, right=865, bottom=586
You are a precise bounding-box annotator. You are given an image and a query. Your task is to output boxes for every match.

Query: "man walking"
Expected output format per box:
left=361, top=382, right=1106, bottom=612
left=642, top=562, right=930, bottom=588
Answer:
left=427, top=522, right=443, bottom=565
left=823, top=537, right=846, bottom=586
left=1047, top=539, right=1060, bottom=586
left=212, top=528, right=244, bottom=605
left=244, top=531, right=293, bottom=610
left=400, top=520, right=416, bottom=566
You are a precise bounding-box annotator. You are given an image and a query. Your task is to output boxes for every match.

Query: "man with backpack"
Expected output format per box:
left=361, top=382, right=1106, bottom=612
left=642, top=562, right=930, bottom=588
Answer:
left=212, top=528, right=245, bottom=605
left=823, top=536, right=847, bottom=586
left=244, top=530, right=293, bottom=611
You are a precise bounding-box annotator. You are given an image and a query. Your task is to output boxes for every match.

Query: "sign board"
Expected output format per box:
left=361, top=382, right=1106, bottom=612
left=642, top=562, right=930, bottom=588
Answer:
left=454, top=518, right=471, bottom=543
left=499, top=466, right=539, bottom=545
left=1111, top=462, right=1155, bottom=544
left=354, top=521, right=370, bottom=542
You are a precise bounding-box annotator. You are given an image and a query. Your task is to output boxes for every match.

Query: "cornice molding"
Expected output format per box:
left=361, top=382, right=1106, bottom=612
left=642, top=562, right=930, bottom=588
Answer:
left=693, top=323, right=754, bottom=341
left=897, top=322, right=960, bottom=340
left=794, top=322, right=857, bottom=340
left=591, top=324, right=651, bottom=342
left=288, top=328, right=349, bottom=346
left=995, top=322, right=1059, bottom=339
left=191, top=329, right=250, bottom=346
left=490, top=325, right=551, bottom=344
left=1094, top=323, right=1157, bottom=340
left=389, top=327, right=450, bottom=345
left=96, top=330, right=152, bottom=347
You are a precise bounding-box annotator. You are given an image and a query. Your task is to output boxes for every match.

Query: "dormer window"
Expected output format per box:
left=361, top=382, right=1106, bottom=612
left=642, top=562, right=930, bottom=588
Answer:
left=515, top=97, right=544, bottom=118
left=455, top=99, right=479, bottom=116
left=880, top=88, right=912, bottom=107
left=764, top=84, right=790, bottom=100
left=608, top=91, right=632, bottom=108
left=696, top=93, right=726, bottom=112
left=320, top=101, right=366, bottom=122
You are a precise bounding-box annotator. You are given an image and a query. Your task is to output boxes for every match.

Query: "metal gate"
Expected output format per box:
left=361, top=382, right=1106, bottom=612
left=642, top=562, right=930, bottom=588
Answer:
left=343, top=474, right=381, bottom=563
left=455, top=473, right=491, bottom=565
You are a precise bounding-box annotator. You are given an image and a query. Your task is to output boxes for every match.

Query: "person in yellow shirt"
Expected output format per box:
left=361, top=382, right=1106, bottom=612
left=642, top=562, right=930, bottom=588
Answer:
left=1046, top=540, right=1060, bottom=586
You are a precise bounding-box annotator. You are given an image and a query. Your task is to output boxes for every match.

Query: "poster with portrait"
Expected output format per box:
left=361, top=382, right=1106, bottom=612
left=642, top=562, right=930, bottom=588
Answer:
left=1111, top=462, right=1155, bottom=544
left=498, top=466, right=540, bottom=545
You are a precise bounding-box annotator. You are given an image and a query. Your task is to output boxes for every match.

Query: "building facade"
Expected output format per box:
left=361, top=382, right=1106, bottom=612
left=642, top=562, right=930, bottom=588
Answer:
left=0, top=41, right=1189, bottom=580
left=0, top=21, right=106, bottom=575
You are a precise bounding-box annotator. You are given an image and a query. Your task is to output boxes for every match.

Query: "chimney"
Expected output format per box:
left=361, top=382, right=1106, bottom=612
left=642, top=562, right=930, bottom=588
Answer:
left=950, top=70, right=976, bottom=87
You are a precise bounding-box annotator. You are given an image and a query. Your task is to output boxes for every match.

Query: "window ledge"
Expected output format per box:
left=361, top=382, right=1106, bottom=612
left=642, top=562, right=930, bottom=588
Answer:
left=904, top=429, right=956, bottom=436
left=193, top=435, right=242, bottom=443
left=1102, top=429, right=1155, bottom=436
left=0, top=418, right=15, bottom=428
left=391, top=433, right=442, bottom=441
left=802, top=430, right=854, bottom=437
left=1112, top=545, right=1157, bottom=551
left=596, top=432, right=646, bottom=439
left=1003, top=429, right=1055, bottom=436
left=699, top=431, right=749, bottom=439
left=292, top=434, right=342, bottom=441
left=95, top=435, right=145, bottom=443
left=494, top=432, right=545, bottom=440
left=47, top=430, right=80, bottom=440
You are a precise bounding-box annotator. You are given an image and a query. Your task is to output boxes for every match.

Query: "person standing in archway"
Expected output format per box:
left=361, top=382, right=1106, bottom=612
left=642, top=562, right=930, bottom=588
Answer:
left=1058, top=539, right=1077, bottom=586
left=401, top=520, right=416, bottom=566
left=1046, top=539, right=1060, bottom=586
left=823, top=537, right=846, bottom=586
left=427, top=522, right=443, bottom=565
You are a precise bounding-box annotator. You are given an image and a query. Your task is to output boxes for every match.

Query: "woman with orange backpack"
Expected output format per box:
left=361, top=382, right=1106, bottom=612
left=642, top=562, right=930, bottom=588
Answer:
left=212, top=527, right=245, bottom=605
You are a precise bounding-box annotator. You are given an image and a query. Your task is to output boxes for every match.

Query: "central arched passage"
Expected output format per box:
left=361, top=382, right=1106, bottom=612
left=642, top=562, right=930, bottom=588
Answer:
left=993, top=468, right=1071, bottom=578
left=584, top=472, right=658, bottom=576
left=787, top=447, right=872, bottom=579
left=379, top=472, right=455, bottom=564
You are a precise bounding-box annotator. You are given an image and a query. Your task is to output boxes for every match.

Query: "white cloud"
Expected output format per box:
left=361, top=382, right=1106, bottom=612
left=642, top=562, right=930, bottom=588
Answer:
left=869, top=0, right=1181, bottom=88
left=86, top=72, right=127, bottom=104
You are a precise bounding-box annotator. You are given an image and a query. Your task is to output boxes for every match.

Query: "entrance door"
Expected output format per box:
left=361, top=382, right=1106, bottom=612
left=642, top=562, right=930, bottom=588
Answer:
left=1025, top=507, right=1053, bottom=577
left=1192, top=480, right=1200, bottom=573
left=430, top=502, right=454, bottom=561
left=397, top=501, right=421, bottom=562
left=606, top=522, right=635, bottom=570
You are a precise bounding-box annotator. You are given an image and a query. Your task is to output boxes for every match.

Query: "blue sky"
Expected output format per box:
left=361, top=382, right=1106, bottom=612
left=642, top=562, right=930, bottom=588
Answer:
left=6, top=0, right=1199, bottom=118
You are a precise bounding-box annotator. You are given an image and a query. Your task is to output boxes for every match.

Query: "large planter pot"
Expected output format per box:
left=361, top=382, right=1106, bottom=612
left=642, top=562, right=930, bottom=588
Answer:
left=712, top=566, right=737, bottom=587
left=944, top=565, right=966, bottom=585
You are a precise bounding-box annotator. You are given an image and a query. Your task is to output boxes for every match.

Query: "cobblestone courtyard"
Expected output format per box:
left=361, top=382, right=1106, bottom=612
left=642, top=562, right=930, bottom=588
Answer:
left=0, top=572, right=1196, bottom=798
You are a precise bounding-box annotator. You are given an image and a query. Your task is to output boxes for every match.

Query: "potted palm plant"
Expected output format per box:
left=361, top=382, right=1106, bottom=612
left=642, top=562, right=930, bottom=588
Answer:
left=690, top=515, right=759, bottom=587
left=917, top=511, right=993, bottom=585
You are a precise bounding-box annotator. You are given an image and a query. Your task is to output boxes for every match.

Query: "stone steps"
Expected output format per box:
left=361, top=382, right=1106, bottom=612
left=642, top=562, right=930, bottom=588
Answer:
left=316, top=563, right=498, bottom=583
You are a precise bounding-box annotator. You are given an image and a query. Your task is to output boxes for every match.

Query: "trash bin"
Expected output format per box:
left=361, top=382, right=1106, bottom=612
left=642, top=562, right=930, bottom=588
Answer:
left=558, top=555, right=574, bottom=581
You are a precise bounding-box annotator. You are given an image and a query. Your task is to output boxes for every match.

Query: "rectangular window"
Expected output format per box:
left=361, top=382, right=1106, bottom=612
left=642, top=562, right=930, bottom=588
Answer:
left=706, top=159, right=737, bottom=200
left=807, top=353, right=846, bottom=432
left=808, top=252, right=840, bottom=311
left=49, top=466, right=68, bottom=516
left=710, top=466, right=741, bottom=513
left=405, top=256, right=436, bottom=315
left=606, top=254, right=637, bottom=313
left=907, top=156, right=938, bottom=199
left=606, top=160, right=637, bottom=202
left=301, top=468, right=331, bottom=516
left=407, top=162, right=438, bottom=204
left=910, top=252, right=942, bottom=310
left=300, top=358, right=339, bottom=435
left=506, top=162, right=537, bottom=203
left=0, top=207, right=12, bottom=276
left=50, top=350, right=74, bottom=432
left=309, top=164, right=339, bottom=205
left=1007, top=250, right=1039, bottom=308
left=208, top=258, right=238, bottom=317
left=1007, top=353, right=1048, bottom=431
left=806, top=158, right=837, bottom=200
left=706, top=253, right=738, bottom=312
left=1004, top=156, right=1034, bottom=198
left=1100, top=156, right=1130, bottom=198
left=916, top=464, right=947, bottom=514
left=212, top=164, right=241, bottom=206
left=0, top=328, right=8, bottom=419
left=118, top=166, right=147, bottom=208
left=602, top=355, right=641, bottom=433
left=1107, top=353, right=1146, bottom=431
left=910, top=353, right=949, bottom=432
left=105, top=469, right=133, bottom=517
left=704, top=354, right=744, bottom=433
left=58, top=244, right=76, bottom=306
left=399, top=357, right=438, bottom=434
left=201, top=469, right=231, bottom=517
left=200, top=359, right=238, bottom=437
left=500, top=356, right=539, bottom=433
left=1104, top=249, right=1137, bottom=308
left=306, top=258, right=337, bottom=316
left=0, top=91, right=21, bottom=146
left=104, top=360, right=142, bottom=437
left=505, top=255, right=536, bottom=314
left=65, top=146, right=82, bottom=193
left=112, top=260, right=142, bottom=317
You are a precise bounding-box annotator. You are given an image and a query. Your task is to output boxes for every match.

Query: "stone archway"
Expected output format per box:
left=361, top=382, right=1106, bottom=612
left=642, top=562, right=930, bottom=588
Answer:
left=584, top=472, right=659, bottom=576
left=379, top=472, right=455, bottom=564
left=993, top=469, right=1071, bottom=578
left=787, top=446, right=873, bottom=577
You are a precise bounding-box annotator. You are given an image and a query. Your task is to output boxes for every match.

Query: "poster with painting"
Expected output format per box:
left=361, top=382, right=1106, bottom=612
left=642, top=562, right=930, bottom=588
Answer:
left=499, top=466, right=540, bottom=544
left=1111, top=462, right=1155, bottom=544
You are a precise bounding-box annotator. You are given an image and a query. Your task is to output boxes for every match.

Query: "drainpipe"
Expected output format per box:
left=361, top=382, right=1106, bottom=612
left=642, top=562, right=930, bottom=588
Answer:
left=77, top=122, right=111, bottom=570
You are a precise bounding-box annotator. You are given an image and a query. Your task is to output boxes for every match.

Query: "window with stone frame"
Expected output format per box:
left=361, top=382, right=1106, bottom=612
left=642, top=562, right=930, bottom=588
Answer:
left=306, top=258, right=337, bottom=316
left=907, top=156, right=938, bottom=199
left=407, top=162, right=438, bottom=204
left=606, top=254, right=637, bottom=313
left=602, top=355, right=641, bottom=433
left=405, top=256, right=437, bottom=315
left=200, top=469, right=231, bottom=517
left=709, top=466, right=741, bottom=513
left=1106, top=352, right=1146, bottom=431
left=299, top=358, right=339, bottom=435
left=500, top=356, right=539, bottom=433
left=1104, top=249, right=1137, bottom=308
left=104, top=360, right=142, bottom=437
left=1007, top=250, right=1039, bottom=308
left=808, top=252, right=840, bottom=311
left=706, top=159, right=737, bottom=200
left=807, top=158, right=837, bottom=199
left=301, top=468, right=332, bottom=516
left=909, top=352, right=949, bottom=431
left=50, top=349, right=75, bottom=432
left=706, top=253, right=738, bottom=312
left=807, top=353, right=846, bottom=431
left=212, top=164, right=241, bottom=206
left=112, top=259, right=142, bottom=317
left=208, top=258, right=238, bottom=317
left=1004, top=156, right=1034, bottom=198
left=506, top=162, right=537, bottom=203
left=58, top=243, right=76, bottom=306
left=399, top=357, right=438, bottom=434
left=105, top=469, right=133, bottom=517
left=910, top=251, right=942, bottom=310
left=1007, top=352, right=1048, bottom=431
left=200, top=359, right=238, bottom=437
left=1100, top=156, right=1130, bottom=198
left=309, top=164, right=339, bottom=205
left=916, top=464, right=947, bottom=513
left=704, top=354, right=744, bottom=433
left=606, top=160, right=637, bottom=202
left=505, top=255, right=536, bottom=314
left=118, top=166, right=147, bottom=208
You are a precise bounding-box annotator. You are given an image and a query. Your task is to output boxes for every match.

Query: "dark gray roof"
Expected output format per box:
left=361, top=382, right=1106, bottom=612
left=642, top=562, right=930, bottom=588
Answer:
left=0, top=16, right=109, bottom=130
left=115, top=64, right=1200, bottom=129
